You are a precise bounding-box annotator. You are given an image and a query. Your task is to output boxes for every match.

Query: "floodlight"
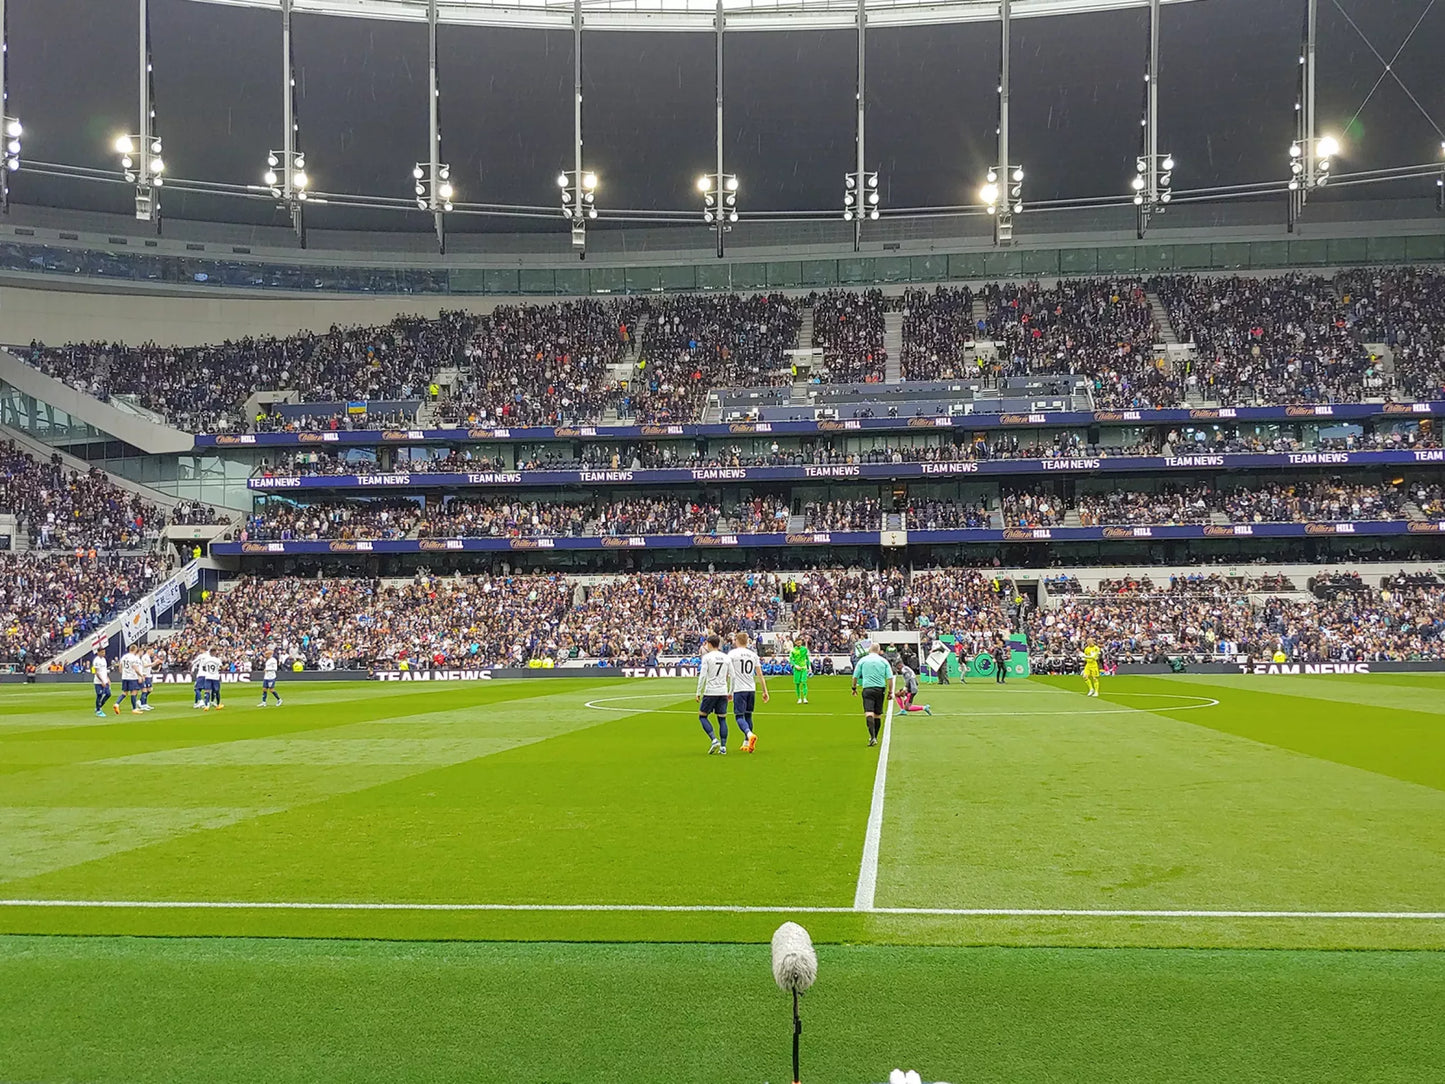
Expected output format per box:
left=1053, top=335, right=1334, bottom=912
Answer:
left=867, top=173, right=878, bottom=188
left=869, top=209, right=878, bottom=220
left=1012, top=168, right=1024, bottom=182
left=698, top=175, right=712, bottom=192
left=728, top=210, right=738, bottom=222
left=980, top=182, right=999, bottom=205
left=438, top=182, right=453, bottom=200
left=1317, top=135, right=1340, bottom=158
left=4, top=120, right=21, bottom=139
left=986, top=169, right=998, bottom=184
left=868, top=191, right=879, bottom=205
left=725, top=175, right=739, bottom=192
left=150, top=157, right=165, bottom=174
left=414, top=166, right=425, bottom=180
left=264, top=169, right=278, bottom=186
left=1161, top=156, right=1175, bottom=172
left=582, top=172, right=597, bottom=190
left=558, top=173, right=570, bottom=188
left=268, top=153, right=279, bottom=168
left=1289, top=143, right=1302, bottom=158
left=292, top=171, right=307, bottom=189
left=1134, top=194, right=1144, bottom=205
left=114, top=135, right=134, bottom=155
left=588, top=208, right=597, bottom=219
left=1131, top=175, right=1145, bottom=191
left=844, top=209, right=854, bottom=221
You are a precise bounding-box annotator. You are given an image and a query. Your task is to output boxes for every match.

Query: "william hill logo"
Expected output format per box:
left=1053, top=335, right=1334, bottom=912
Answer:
left=1407, top=522, right=1443, bottom=533
left=418, top=539, right=454, bottom=551
left=328, top=541, right=359, bottom=552
left=1189, top=409, right=1221, bottom=419
left=297, top=433, right=327, bottom=443
left=998, top=414, right=1033, bottom=425
left=640, top=425, right=684, bottom=437
left=1382, top=403, right=1430, bottom=414
left=729, top=423, right=772, bottom=434
left=817, top=421, right=847, bottom=432
left=508, top=538, right=554, bottom=549
left=1003, top=528, right=1050, bottom=541
left=241, top=542, right=271, bottom=554
left=215, top=435, right=243, bottom=445
left=1284, top=406, right=1333, bottom=417
left=381, top=431, right=413, bottom=440
left=1305, top=523, right=1349, bottom=535
left=554, top=428, right=583, bottom=438
left=693, top=535, right=741, bottom=546
left=601, top=537, right=645, bottom=548
left=908, top=417, right=950, bottom=428
left=1102, top=527, right=1152, bottom=539
left=786, top=533, right=831, bottom=545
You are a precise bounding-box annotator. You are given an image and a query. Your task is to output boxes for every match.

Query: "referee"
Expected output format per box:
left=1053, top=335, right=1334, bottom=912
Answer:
left=851, top=644, right=895, bottom=748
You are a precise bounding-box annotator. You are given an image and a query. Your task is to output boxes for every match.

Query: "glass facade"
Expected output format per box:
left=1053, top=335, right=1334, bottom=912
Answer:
left=3, top=233, right=1442, bottom=301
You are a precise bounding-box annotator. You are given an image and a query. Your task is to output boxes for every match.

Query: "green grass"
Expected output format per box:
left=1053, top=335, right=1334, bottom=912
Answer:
left=3, top=672, right=1445, bottom=1081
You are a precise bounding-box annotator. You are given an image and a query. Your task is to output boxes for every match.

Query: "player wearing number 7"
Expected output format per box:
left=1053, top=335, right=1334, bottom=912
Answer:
left=728, top=631, right=769, bottom=754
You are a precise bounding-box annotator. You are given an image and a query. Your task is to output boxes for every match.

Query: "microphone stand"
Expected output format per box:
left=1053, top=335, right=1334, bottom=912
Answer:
left=792, top=987, right=802, bottom=1084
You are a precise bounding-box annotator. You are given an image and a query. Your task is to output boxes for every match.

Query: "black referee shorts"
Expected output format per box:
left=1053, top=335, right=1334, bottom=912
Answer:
left=860, top=687, right=886, bottom=716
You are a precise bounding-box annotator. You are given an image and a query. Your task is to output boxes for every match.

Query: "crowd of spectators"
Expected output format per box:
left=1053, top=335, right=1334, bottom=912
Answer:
left=900, top=286, right=978, bottom=380
left=442, top=301, right=632, bottom=427
left=906, top=499, right=989, bottom=530
left=412, top=497, right=790, bottom=538
left=1337, top=267, right=1445, bottom=401
left=1151, top=274, right=1379, bottom=405
left=1077, top=487, right=1213, bottom=526
left=0, top=553, right=161, bottom=666
left=1221, top=481, right=1403, bottom=523
left=241, top=501, right=421, bottom=542
left=1, top=442, right=174, bottom=550
left=1000, top=488, right=1064, bottom=528
left=802, top=497, right=880, bottom=531
left=811, top=290, right=887, bottom=384
left=20, top=312, right=476, bottom=433
left=629, top=294, right=802, bottom=422
left=981, top=279, right=1164, bottom=407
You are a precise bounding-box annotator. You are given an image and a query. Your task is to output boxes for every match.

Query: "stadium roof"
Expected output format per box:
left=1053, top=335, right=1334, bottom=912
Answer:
left=4, top=0, right=1443, bottom=235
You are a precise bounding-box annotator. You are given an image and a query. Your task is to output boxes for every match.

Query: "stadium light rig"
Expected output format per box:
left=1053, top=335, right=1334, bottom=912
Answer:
left=1131, top=152, right=1174, bottom=233
left=981, top=166, right=1023, bottom=240
left=558, top=168, right=597, bottom=256
left=1436, top=140, right=1444, bottom=214
left=416, top=161, right=455, bottom=214
left=116, top=133, right=164, bottom=222
left=843, top=171, right=880, bottom=223
left=700, top=172, right=739, bottom=257
left=1, top=0, right=18, bottom=213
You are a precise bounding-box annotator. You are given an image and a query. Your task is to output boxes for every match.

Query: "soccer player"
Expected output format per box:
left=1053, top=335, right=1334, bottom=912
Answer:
left=192, top=647, right=223, bottom=710
left=851, top=644, right=894, bottom=747
left=91, top=652, right=112, bottom=717
left=1082, top=637, right=1102, bottom=697
left=138, top=646, right=156, bottom=711
left=258, top=648, right=283, bottom=706
left=789, top=637, right=811, bottom=704
left=893, top=661, right=933, bottom=715
left=727, top=631, right=768, bottom=753
left=695, top=632, right=730, bottom=755
left=117, top=646, right=143, bottom=714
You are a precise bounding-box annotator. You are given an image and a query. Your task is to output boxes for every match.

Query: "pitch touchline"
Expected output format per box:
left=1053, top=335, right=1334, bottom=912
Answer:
left=0, top=899, right=1440, bottom=919
left=853, top=692, right=894, bottom=910
left=582, top=692, right=1221, bottom=717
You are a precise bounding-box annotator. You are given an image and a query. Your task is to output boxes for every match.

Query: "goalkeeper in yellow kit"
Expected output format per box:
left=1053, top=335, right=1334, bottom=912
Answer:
left=1082, top=638, right=1102, bottom=697
left=790, top=638, right=811, bottom=704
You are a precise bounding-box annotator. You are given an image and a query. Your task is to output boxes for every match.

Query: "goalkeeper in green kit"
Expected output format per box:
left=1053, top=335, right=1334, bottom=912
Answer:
left=789, top=637, right=812, bottom=704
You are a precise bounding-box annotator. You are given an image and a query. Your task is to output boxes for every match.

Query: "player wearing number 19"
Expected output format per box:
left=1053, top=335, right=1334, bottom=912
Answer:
left=727, top=631, right=768, bottom=754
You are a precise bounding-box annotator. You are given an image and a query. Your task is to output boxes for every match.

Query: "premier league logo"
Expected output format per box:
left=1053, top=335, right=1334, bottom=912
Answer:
left=973, top=652, right=996, bottom=676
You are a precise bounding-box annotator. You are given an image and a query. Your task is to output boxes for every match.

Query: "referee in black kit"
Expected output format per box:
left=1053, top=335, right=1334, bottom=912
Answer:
left=993, top=640, right=1009, bottom=683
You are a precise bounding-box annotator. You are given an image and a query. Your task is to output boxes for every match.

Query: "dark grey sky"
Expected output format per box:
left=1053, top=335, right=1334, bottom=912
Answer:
left=6, top=0, right=1444, bottom=232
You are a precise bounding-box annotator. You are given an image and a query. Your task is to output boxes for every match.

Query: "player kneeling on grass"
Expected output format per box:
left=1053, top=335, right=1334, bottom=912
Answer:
left=892, top=661, right=932, bottom=716
left=851, top=644, right=894, bottom=747
left=727, top=631, right=767, bottom=753
left=258, top=648, right=284, bottom=706
left=696, top=633, right=731, bottom=755
left=789, top=637, right=811, bottom=703
left=1082, top=637, right=1102, bottom=698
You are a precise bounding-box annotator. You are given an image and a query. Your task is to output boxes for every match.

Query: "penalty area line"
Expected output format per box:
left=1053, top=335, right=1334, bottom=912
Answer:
left=853, top=687, right=895, bottom=911
left=0, top=900, right=1441, bottom=920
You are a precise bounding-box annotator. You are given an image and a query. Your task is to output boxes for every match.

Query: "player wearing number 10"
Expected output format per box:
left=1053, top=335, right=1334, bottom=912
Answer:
left=727, top=631, right=768, bottom=754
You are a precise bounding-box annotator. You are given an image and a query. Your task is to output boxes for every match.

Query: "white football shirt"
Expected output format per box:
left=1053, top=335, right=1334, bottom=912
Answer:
left=696, top=649, right=730, bottom=696
left=726, top=647, right=761, bottom=692
left=119, top=652, right=142, bottom=681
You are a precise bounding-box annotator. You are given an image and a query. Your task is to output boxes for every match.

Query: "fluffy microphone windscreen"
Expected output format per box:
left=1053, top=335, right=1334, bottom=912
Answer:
left=770, top=921, right=818, bottom=994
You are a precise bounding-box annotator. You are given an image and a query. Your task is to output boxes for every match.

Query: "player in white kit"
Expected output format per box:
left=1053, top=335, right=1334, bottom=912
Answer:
left=258, top=648, right=283, bottom=706
left=138, top=648, right=156, bottom=711
left=117, top=648, right=143, bottom=714
left=695, top=632, right=731, bottom=755
left=726, top=631, right=769, bottom=754
left=91, top=653, right=112, bottom=717
left=192, top=648, right=223, bottom=710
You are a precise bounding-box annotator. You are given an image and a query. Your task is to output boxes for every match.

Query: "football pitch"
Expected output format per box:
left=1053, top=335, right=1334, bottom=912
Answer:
left=3, top=673, right=1444, bottom=1082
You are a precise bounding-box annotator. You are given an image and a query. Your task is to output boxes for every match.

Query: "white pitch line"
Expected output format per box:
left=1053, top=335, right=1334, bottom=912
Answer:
left=853, top=689, right=895, bottom=911
left=0, top=899, right=1441, bottom=919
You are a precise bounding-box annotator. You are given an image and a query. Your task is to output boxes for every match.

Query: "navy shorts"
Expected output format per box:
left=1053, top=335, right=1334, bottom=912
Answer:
left=732, top=691, right=756, bottom=717
left=699, top=695, right=729, bottom=717
left=121, top=679, right=139, bottom=693
left=206, top=679, right=221, bottom=695
left=263, top=679, right=276, bottom=689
